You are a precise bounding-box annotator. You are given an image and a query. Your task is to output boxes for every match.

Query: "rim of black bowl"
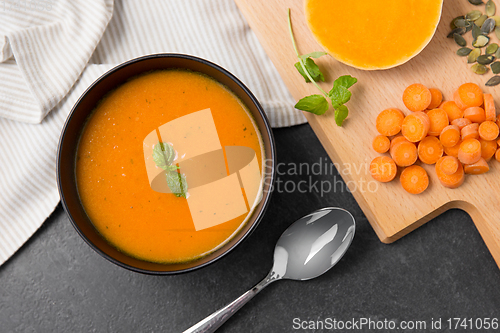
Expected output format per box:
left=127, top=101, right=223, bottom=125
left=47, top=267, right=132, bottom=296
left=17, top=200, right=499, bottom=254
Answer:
left=56, top=53, right=277, bottom=275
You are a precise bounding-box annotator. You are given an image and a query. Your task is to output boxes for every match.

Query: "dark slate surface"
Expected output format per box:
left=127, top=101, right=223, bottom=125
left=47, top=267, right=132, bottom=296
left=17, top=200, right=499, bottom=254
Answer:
left=1, top=124, right=500, bottom=333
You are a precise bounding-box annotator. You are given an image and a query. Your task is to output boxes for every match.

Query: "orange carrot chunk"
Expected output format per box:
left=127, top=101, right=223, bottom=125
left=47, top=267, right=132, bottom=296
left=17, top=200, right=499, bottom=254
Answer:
left=376, top=108, right=405, bottom=136
left=440, top=125, right=461, bottom=148
left=390, top=135, right=407, bottom=148
left=418, top=136, right=443, bottom=164
left=464, top=158, right=490, bottom=175
left=497, top=114, right=500, bottom=129
left=400, top=165, right=429, bottom=194
left=453, top=83, right=484, bottom=109
left=370, top=156, right=397, bottom=183
left=496, top=148, right=500, bottom=162
left=458, top=138, right=482, bottom=165
left=440, top=101, right=464, bottom=121
left=444, top=140, right=462, bottom=158
left=402, top=83, right=432, bottom=112
left=427, top=88, right=443, bottom=110
left=390, top=140, right=418, bottom=167
left=480, top=139, right=498, bottom=161
left=478, top=121, right=500, bottom=141
left=483, top=94, right=496, bottom=121
left=451, top=117, right=472, bottom=129
left=402, top=112, right=430, bottom=142
left=463, top=106, right=486, bottom=123
left=461, top=123, right=479, bottom=141
left=427, top=108, right=449, bottom=136
left=435, top=157, right=465, bottom=189
left=439, top=156, right=460, bottom=175
left=372, top=135, right=391, bottom=153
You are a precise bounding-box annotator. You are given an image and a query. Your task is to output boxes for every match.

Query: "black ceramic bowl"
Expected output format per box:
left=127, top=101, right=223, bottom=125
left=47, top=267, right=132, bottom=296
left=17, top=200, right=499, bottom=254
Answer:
left=57, top=54, right=276, bottom=275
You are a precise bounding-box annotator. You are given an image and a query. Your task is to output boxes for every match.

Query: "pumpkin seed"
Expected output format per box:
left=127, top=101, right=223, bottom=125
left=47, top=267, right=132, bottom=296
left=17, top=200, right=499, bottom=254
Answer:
left=495, top=47, right=500, bottom=58
left=471, top=63, right=488, bottom=74
left=457, top=47, right=473, bottom=56
left=466, top=10, right=483, bottom=21
left=486, top=0, right=496, bottom=16
left=468, top=0, right=484, bottom=5
left=491, top=15, right=500, bottom=26
left=452, top=15, right=467, bottom=29
left=496, top=26, right=500, bottom=39
left=473, top=35, right=490, bottom=47
left=455, top=19, right=471, bottom=28
left=468, top=48, right=482, bottom=63
left=481, top=18, right=496, bottom=34
left=486, top=75, right=500, bottom=85
left=486, top=43, right=499, bottom=55
left=476, top=14, right=488, bottom=27
left=454, top=33, right=467, bottom=47
left=491, top=62, right=500, bottom=74
left=477, top=55, right=494, bottom=64
left=447, top=27, right=467, bottom=38
left=472, top=23, right=482, bottom=39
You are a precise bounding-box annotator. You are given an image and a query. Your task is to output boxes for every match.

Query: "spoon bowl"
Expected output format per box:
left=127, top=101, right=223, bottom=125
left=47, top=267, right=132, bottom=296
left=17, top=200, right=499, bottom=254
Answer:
left=184, top=207, right=355, bottom=333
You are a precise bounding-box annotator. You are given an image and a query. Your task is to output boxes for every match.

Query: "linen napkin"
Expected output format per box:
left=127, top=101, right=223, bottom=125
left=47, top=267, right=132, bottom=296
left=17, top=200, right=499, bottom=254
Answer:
left=0, top=0, right=305, bottom=265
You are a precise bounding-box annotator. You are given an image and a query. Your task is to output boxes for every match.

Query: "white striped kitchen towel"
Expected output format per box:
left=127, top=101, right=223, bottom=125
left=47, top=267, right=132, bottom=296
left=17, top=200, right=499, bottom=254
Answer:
left=0, top=0, right=305, bottom=265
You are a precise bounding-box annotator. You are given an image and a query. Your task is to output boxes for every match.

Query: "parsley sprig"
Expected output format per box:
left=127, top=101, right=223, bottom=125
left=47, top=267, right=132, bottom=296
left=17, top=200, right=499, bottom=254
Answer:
left=287, top=8, right=357, bottom=126
left=152, top=142, right=188, bottom=198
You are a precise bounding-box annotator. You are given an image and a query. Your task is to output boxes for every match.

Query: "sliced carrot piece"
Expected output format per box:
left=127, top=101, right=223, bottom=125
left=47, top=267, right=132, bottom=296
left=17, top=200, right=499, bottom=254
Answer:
left=370, top=156, right=397, bottom=183
left=483, top=93, right=496, bottom=121
left=436, top=157, right=465, bottom=189
left=480, top=139, right=497, bottom=161
left=427, top=88, right=443, bottom=110
left=390, top=140, right=418, bottom=167
left=496, top=148, right=500, bottom=162
left=402, top=112, right=430, bottom=142
left=372, top=135, right=391, bottom=153
left=403, top=83, right=432, bottom=112
left=444, top=140, right=462, bottom=158
left=451, top=117, right=472, bottom=129
left=498, top=138, right=500, bottom=147
left=400, top=165, right=429, bottom=194
left=464, top=158, right=490, bottom=175
left=376, top=108, right=405, bottom=136
left=497, top=114, right=500, bottom=129
left=440, top=125, right=461, bottom=148
left=390, top=135, right=407, bottom=148
left=426, top=108, right=449, bottom=136
left=458, top=138, right=482, bottom=165
left=439, top=156, right=460, bottom=175
left=440, top=101, right=464, bottom=121
left=478, top=121, right=500, bottom=141
left=418, top=136, right=443, bottom=164
left=461, top=123, right=479, bottom=141
left=463, top=106, right=486, bottom=123
left=453, top=83, right=483, bottom=109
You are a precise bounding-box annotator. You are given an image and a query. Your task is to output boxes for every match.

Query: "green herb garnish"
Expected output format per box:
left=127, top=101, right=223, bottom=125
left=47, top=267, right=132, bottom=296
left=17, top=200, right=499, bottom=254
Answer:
left=287, top=9, right=357, bottom=126
left=152, top=142, right=188, bottom=198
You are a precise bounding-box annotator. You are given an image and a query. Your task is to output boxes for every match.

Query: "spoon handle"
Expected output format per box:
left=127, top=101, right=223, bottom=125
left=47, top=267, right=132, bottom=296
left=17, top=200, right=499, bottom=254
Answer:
left=183, top=273, right=277, bottom=333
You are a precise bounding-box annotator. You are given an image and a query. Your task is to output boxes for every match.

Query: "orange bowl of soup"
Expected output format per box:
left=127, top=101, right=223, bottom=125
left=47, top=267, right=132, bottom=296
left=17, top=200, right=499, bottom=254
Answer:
left=57, top=54, right=275, bottom=274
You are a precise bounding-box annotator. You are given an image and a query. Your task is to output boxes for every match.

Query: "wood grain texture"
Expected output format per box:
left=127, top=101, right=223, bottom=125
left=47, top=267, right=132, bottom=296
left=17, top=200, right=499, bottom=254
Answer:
left=235, top=0, right=500, bottom=266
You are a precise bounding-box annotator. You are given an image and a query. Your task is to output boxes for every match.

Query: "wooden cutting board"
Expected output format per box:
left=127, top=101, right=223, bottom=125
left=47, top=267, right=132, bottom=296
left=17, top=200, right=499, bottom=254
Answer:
left=235, top=0, right=500, bottom=267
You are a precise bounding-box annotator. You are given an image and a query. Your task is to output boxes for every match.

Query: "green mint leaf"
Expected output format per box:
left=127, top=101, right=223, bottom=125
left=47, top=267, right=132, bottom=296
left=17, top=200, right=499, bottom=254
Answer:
left=334, top=105, right=349, bottom=126
left=166, top=171, right=188, bottom=198
left=294, top=58, right=325, bottom=83
left=152, top=142, right=176, bottom=170
left=333, top=75, right=357, bottom=90
left=294, top=95, right=329, bottom=115
left=329, top=85, right=351, bottom=108
left=299, top=51, right=328, bottom=60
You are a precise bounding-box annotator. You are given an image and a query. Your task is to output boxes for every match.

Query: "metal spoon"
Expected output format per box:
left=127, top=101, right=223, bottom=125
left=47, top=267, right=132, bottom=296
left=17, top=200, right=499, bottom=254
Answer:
left=183, top=207, right=356, bottom=333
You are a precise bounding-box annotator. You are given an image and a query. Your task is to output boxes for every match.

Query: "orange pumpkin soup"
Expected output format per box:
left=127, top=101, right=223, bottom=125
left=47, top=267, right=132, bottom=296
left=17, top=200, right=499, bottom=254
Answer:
left=76, top=70, right=264, bottom=264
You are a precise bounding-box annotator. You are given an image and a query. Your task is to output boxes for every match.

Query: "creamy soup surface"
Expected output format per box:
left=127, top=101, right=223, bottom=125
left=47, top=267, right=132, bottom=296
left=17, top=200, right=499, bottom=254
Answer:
left=76, top=70, right=264, bottom=263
